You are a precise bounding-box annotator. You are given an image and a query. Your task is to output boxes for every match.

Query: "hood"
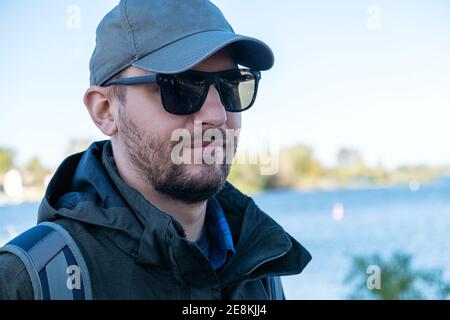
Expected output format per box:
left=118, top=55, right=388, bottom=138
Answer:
left=37, top=140, right=311, bottom=283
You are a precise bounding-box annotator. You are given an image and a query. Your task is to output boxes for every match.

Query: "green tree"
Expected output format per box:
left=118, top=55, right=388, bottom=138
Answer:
left=334, top=147, right=368, bottom=181
left=228, top=161, right=276, bottom=194
left=278, top=145, right=324, bottom=188
left=26, top=156, right=49, bottom=187
left=227, top=144, right=325, bottom=193
left=345, top=251, right=450, bottom=299
left=0, top=147, right=15, bottom=174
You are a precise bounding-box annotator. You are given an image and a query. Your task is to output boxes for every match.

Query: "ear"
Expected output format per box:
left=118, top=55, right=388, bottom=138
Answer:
left=83, top=86, right=118, bottom=136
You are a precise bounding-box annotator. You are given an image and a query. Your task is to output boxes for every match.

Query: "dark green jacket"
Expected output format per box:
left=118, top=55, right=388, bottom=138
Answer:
left=0, top=140, right=311, bottom=299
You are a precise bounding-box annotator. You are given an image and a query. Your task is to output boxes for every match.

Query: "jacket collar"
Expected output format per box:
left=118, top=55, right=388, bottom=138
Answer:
left=214, top=183, right=311, bottom=286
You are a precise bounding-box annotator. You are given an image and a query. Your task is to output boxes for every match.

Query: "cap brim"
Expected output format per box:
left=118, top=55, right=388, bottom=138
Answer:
left=132, top=30, right=274, bottom=73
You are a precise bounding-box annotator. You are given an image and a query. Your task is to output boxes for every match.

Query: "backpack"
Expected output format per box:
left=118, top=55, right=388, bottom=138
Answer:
left=0, top=222, right=93, bottom=300
left=1, top=222, right=284, bottom=300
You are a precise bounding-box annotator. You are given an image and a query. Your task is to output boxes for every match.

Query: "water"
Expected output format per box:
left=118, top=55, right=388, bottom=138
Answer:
left=0, top=202, right=39, bottom=245
left=253, top=178, right=450, bottom=299
left=1, top=179, right=450, bottom=299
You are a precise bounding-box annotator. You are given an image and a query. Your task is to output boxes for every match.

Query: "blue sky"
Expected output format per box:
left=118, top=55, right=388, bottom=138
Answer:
left=1, top=0, right=449, bottom=170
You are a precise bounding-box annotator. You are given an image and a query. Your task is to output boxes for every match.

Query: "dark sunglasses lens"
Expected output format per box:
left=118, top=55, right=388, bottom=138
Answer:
left=219, top=70, right=257, bottom=112
left=159, top=73, right=206, bottom=115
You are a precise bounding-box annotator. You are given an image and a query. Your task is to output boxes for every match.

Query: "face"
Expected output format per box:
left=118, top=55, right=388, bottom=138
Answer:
left=113, top=49, right=241, bottom=204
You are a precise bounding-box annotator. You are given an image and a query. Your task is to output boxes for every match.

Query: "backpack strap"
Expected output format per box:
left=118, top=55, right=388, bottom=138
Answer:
left=262, top=276, right=285, bottom=300
left=0, top=221, right=93, bottom=300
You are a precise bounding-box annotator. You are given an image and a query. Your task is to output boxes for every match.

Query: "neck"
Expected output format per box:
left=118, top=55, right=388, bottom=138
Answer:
left=112, top=145, right=207, bottom=242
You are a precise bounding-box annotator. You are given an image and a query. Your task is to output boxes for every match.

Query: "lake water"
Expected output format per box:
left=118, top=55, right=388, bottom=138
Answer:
left=1, top=178, right=450, bottom=299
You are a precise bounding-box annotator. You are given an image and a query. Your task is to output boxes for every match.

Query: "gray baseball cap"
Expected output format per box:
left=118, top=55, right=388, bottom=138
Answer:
left=89, top=0, right=275, bottom=86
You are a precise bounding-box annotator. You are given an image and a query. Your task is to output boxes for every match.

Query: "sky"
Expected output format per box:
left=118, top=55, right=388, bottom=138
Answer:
left=1, top=0, right=449, bottom=170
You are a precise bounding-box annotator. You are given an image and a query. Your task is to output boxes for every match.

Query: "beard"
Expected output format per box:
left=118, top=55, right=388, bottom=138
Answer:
left=117, top=106, right=235, bottom=204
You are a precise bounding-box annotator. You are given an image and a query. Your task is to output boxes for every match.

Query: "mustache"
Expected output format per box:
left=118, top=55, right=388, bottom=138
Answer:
left=170, top=127, right=238, bottom=149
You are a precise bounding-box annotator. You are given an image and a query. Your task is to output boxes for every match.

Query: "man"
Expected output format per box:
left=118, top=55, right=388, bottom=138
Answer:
left=0, top=0, right=311, bottom=299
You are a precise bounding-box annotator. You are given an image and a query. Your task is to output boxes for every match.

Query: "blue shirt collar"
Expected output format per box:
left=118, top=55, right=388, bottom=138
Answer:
left=195, top=196, right=235, bottom=270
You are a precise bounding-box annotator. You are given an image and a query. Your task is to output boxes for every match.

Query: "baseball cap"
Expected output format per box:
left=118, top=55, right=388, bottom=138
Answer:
left=89, top=0, right=275, bottom=86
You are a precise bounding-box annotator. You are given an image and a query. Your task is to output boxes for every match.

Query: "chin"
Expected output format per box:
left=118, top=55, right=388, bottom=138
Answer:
left=184, top=162, right=223, bottom=177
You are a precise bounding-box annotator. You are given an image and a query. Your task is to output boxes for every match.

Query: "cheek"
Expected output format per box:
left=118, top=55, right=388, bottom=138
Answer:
left=126, top=87, right=164, bottom=123
left=226, top=112, right=241, bottom=130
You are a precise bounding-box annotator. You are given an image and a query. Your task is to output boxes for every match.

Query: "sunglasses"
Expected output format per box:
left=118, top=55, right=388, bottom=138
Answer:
left=103, top=68, right=261, bottom=115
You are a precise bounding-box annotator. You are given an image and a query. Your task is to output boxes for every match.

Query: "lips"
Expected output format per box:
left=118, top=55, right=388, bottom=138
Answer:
left=188, top=139, right=224, bottom=148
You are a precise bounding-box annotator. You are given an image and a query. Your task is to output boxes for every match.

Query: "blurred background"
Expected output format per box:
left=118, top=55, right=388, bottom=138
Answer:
left=1, top=0, right=450, bottom=299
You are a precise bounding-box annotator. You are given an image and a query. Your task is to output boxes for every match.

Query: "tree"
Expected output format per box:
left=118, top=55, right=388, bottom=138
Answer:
left=333, top=147, right=370, bottom=182
left=228, top=161, right=275, bottom=194
left=25, top=156, right=50, bottom=187
left=278, top=145, right=324, bottom=188
left=0, top=147, right=15, bottom=174
left=345, top=251, right=450, bottom=299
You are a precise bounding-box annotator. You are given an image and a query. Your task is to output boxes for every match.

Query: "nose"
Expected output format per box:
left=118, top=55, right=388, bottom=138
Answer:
left=192, top=84, right=227, bottom=128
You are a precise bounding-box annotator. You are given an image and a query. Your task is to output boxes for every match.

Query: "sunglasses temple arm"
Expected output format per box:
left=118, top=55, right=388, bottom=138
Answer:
left=103, top=74, right=158, bottom=86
